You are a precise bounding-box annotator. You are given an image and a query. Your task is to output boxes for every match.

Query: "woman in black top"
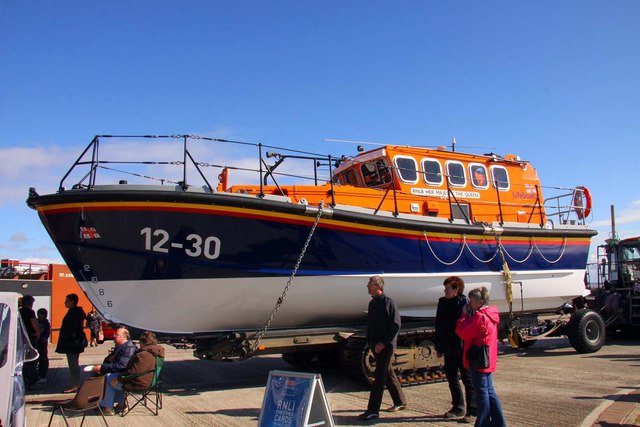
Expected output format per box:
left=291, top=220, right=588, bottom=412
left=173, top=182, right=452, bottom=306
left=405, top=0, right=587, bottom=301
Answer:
left=434, top=276, right=476, bottom=421
left=86, top=307, right=102, bottom=347
left=55, top=293, right=86, bottom=393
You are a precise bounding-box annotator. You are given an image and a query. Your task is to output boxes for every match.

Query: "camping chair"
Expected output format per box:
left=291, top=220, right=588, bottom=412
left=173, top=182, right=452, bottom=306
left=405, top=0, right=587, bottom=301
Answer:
left=120, top=356, right=164, bottom=416
left=47, top=375, right=108, bottom=427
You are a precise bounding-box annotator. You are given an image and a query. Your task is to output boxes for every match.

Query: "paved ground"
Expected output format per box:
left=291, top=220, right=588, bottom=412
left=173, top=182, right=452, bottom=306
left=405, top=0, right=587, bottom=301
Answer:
left=25, top=336, right=640, bottom=426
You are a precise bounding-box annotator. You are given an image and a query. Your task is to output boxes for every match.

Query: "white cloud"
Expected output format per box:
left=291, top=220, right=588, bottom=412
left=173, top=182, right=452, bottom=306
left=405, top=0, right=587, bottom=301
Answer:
left=0, top=146, right=71, bottom=179
left=590, top=205, right=640, bottom=228
left=8, top=233, right=28, bottom=243
left=0, top=144, right=81, bottom=206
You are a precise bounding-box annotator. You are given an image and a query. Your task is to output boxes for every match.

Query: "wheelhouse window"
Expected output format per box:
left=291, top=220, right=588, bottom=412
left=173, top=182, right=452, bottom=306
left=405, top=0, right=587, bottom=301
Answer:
left=361, top=159, right=393, bottom=187
left=422, top=158, right=443, bottom=186
left=446, top=161, right=466, bottom=187
left=469, top=163, right=489, bottom=189
left=394, top=156, right=418, bottom=184
left=490, top=166, right=510, bottom=190
left=339, top=169, right=360, bottom=186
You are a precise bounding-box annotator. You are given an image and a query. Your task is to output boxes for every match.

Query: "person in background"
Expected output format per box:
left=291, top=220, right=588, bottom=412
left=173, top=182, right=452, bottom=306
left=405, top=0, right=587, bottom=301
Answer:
left=35, top=308, right=51, bottom=385
left=358, top=276, right=407, bottom=421
left=455, top=287, right=506, bottom=427
left=100, top=331, right=165, bottom=415
left=86, top=307, right=102, bottom=347
left=434, top=276, right=476, bottom=422
left=55, top=293, right=87, bottom=394
left=19, top=295, right=40, bottom=388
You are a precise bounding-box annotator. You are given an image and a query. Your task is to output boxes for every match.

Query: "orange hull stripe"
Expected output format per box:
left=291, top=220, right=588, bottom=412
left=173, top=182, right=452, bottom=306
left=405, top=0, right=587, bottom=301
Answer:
left=38, top=201, right=591, bottom=246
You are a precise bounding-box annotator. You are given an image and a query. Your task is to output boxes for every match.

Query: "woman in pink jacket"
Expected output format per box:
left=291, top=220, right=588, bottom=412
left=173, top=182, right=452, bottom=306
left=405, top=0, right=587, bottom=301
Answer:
left=455, top=287, right=506, bottom=427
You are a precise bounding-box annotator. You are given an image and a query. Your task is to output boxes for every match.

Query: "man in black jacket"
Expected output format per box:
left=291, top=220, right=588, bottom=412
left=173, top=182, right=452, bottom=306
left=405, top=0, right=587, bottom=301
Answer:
left=358, top=276, right=407, bottom=421
left=434, top=276, right=476, bottom=422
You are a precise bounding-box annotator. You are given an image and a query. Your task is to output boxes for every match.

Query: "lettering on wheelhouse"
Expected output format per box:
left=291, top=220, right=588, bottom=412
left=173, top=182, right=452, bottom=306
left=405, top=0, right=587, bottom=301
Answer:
left=410, top=187, right=481, bottom=199
left=140, top=227, right=221, bottom=259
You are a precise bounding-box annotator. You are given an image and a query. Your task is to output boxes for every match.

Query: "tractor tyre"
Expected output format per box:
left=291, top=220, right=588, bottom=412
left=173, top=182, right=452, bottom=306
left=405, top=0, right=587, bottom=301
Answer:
left=567, top=309, right=605, bottom=353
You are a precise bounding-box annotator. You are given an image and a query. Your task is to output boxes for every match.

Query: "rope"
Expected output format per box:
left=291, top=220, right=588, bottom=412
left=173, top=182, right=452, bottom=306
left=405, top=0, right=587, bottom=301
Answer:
left=499, top=238, right=534, bottom=264
left=424, top=230, right=567, bottom=269
left=97, top=165, right=181, bottom=184
left=423, top=231, right=465, bottom=266
left=532, top=236, right=567, bottom=264
left=245, top=201, right=325, bottom=357
left=493, top=233, right=517, bottom=349
left=463, top=238, right=500, bottom=263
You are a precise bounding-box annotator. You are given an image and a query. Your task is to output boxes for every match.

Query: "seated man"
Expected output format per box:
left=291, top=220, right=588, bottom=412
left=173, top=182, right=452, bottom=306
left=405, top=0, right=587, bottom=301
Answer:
left=100, top=330, right=165, bottom=414
left=91, top=326, right=137, bottom=403
left=92, top=326, right=137, bottom=375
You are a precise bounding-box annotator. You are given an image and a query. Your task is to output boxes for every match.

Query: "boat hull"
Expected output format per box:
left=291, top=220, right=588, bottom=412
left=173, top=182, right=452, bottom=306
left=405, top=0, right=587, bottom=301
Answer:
left=29, top=187, right=596, bottom=334
left=76, top=271, right=586, bottom=334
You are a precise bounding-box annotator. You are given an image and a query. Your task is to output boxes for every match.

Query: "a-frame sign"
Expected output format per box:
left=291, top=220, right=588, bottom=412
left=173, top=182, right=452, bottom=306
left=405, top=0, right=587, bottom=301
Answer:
left=258, top=370, right=335, bottom=427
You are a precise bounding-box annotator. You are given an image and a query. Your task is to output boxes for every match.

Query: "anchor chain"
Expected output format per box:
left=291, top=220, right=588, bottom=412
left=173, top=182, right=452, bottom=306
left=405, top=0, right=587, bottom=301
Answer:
left=244, top=201, right=325, bottom=357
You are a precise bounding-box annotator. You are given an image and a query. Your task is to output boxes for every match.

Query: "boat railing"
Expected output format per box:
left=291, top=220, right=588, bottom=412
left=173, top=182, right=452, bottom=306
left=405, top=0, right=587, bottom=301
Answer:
left=56, top=135, right=590, bottom=227
left=543, top=187, right=590, bottom=226
left=57, top=134, right=335, bottom=195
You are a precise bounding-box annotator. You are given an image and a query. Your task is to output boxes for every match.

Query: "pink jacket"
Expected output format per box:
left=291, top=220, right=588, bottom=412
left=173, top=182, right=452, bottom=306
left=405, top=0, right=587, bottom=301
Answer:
left=455, top=305, right=500, bottom=373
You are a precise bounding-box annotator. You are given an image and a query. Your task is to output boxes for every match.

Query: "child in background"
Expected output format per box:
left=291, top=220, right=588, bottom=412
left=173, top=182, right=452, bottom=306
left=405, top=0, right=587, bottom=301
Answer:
left=36, top=308, right=51, bottom=384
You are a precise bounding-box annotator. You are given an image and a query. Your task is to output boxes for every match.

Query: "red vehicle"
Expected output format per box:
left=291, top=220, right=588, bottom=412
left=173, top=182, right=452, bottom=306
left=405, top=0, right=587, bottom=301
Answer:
left=98, top=321, right=117, bottom=343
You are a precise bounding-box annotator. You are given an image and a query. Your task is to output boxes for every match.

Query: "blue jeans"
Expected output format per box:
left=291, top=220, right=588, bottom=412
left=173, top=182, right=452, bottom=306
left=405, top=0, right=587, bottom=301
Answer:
left=100, top=373, right=124, bottom=408
left=470, top=370, right=506, bottom=427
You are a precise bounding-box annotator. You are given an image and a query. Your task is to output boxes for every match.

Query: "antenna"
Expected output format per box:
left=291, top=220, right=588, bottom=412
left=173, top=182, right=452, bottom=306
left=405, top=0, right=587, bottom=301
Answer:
left=325, top=137, right=490, bottom=152
left=323, top=138, right=387, bottom=147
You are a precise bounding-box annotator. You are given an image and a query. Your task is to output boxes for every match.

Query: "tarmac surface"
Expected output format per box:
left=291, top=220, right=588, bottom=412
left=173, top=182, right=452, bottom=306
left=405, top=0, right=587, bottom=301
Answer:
left=25, top=336, right=639, bottom=426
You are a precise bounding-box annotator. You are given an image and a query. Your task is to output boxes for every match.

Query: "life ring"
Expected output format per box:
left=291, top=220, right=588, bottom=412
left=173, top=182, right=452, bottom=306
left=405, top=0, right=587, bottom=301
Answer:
left=573, top=186, right=592, bottom=219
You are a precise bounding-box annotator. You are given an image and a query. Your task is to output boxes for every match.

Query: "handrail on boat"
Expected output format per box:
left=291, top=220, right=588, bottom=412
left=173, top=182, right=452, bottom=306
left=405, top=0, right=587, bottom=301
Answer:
left=261, top=151, right=336, bottom=206
left=544, top=187, right=590, bottom=226
left=54, top=134, right=589, bottom=227
left=57, top=134, right=335, bottom=193
left=526, top=184, right=545, bottom=227
left=373, top=164, right=399, bottom=216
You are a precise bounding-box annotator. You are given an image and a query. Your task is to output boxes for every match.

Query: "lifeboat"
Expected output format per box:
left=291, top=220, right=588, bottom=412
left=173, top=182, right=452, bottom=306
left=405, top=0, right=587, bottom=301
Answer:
left=27, top=135, right=596, bottom=335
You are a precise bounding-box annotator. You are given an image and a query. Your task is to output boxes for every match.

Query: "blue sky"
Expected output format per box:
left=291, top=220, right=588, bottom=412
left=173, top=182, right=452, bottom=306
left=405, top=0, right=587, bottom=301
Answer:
left=1, top=1, right=639, bottom=265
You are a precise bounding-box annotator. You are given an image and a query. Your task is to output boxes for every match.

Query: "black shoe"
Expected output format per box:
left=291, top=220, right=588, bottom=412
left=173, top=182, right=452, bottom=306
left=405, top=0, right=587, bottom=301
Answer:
left=386, top=404, right=407, bottom=412
left=358, top=411, right=380, bottom=420
left=444, top=408, right=465, bottom=419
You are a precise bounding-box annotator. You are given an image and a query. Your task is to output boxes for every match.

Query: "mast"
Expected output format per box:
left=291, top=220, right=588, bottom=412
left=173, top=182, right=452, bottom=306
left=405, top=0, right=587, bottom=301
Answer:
left=610, top=205, right=617, bottom=240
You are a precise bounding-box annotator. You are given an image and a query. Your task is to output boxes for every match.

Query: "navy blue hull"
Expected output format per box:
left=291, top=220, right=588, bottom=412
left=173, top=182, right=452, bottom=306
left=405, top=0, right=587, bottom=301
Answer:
left=31, top=191, right=594, bottom=283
